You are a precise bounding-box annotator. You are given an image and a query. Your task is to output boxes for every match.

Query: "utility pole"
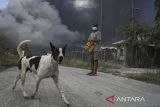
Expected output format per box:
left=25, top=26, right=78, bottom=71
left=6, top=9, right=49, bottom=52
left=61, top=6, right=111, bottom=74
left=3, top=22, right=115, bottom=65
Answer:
left=100, top=0, right=102, bottom=31
left=131, top=0, right=141, bottom=27
left=99, top=0, right=104, bottom=63
left=131, top=0, right=134, bottom=27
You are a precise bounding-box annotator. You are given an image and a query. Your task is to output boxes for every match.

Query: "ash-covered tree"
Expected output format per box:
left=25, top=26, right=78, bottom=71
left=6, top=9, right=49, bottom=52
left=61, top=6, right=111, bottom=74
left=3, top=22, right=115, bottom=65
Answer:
left=0, top=36, right=7, bottom=55
left=120, top=0, right=160, bottom=67
left=155, top=0, right=160, bottom=21
left=154, top=0, right=160, bottom=38
left=122, top=23, right=152, bottom=67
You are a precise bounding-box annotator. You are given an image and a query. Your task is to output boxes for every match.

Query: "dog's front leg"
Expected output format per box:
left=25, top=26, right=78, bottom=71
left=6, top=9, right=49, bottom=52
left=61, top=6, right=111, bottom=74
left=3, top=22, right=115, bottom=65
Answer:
left=52, top=76, right=70, bottom=106
left=31, top=77, right=42, bottom=99
left=20, top=70, right=29, bottom=98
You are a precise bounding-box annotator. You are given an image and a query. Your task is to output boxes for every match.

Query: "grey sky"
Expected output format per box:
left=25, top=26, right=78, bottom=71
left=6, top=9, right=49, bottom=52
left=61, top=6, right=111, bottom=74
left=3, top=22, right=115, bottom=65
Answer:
left=0, top=0, right=156, bottom=47
left=47, top=0, right=156, bottom=45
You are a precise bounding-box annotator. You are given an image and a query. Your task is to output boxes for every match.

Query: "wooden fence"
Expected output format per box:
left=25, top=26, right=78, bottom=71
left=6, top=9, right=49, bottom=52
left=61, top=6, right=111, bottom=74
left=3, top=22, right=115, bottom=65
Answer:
left=65, top=49, right=117, bottom=63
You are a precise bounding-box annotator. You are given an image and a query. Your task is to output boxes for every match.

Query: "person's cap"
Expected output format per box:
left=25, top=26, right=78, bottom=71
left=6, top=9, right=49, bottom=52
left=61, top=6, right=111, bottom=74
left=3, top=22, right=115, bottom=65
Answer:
left=92, top=24, right=98, bottom=27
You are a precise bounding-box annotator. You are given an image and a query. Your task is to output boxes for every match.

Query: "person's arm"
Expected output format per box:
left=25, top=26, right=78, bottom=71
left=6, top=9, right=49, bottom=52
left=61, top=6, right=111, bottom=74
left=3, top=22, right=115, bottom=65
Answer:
left=88, top=34, right=93, bottom=42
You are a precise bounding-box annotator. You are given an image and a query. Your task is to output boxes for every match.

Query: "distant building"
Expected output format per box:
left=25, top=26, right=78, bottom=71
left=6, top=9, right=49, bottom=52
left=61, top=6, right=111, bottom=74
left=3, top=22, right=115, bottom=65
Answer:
left=112, top=40, right=125, bottom=63
left=101, top=46, right=117, bottom=61
left=112, top=39, right=160, bottom=68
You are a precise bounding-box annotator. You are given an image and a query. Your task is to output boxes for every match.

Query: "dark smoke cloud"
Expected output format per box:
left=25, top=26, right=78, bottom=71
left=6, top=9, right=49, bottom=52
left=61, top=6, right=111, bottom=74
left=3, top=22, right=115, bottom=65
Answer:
left=0, top=0, right=156, bottom=48
left=47, top=0, right=100, bottom=43
left=0, top=0, right=81, bottom=47
left=101, top=0, right=156, bottom=45
left=48, top=0, right=156, bottom=46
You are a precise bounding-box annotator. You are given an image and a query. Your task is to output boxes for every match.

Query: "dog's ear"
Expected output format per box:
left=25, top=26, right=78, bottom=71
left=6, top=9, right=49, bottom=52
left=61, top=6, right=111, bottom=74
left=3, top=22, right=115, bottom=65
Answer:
left=50, top=42, right=56, bottom=51
left=62, top=44, right=67, bottom=56
left=63, top=44, right=67, bottom=51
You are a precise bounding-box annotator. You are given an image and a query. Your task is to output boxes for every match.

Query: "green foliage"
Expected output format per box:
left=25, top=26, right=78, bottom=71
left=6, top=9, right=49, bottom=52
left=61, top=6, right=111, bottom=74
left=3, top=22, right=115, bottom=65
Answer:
left=0, top=37, right=5, bottom=45
left=63, top=60, right=90, bottom=70
left=105, top=69, right=160, bottom=85
left=122, top=24, right=151, bottom=43
left=121, top=23, right=160, bottom=67
left=0, top=52, right=19, bottom=67
left=0, top=36, right=8, bottom=54
left=125, top=72, right=160, bottom=85
left=105, top=70, right=121, bottom=76
left=98, top=65, right=106, bottom=72
left=0, top=36, right=7, bottom=45
left=121, top=0, right=160, bottom=47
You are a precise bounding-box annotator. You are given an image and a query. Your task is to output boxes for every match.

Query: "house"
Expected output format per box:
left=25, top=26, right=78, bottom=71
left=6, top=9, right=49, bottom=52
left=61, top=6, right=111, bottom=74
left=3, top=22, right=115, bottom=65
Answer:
left=112, top=40, right=125, bottom=63
left=101, top=46, right=117, bottom=61
left=112, top=39, right=160, bottom=67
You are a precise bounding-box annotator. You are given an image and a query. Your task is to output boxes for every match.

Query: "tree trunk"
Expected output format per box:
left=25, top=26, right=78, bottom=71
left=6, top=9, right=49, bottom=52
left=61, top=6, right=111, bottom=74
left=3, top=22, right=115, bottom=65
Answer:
left=151, top=47, right=158, bottom=67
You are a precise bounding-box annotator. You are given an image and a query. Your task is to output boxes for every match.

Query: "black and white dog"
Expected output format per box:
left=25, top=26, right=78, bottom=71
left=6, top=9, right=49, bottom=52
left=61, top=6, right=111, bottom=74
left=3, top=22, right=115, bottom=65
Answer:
left=12, top=40, right=69, bottom=105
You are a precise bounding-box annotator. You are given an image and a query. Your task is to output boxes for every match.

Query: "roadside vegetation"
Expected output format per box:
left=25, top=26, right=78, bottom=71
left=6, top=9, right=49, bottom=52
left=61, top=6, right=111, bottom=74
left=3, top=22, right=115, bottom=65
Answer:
left=0, top=52, right=18, bottom=67
left=124, top=72, right=160, bottom=85
left=0, top=36, right=18, bottom=68
left=106, top=70, right=160, bottom=85
left=63, top=60, right=160, bottom=85
left=63, top=60, right=90, bottom=70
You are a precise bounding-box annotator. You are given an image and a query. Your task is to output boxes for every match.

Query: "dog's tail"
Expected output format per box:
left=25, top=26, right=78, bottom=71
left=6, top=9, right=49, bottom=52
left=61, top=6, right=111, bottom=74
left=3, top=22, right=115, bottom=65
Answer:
left=17, top=40, right=31, bottom=58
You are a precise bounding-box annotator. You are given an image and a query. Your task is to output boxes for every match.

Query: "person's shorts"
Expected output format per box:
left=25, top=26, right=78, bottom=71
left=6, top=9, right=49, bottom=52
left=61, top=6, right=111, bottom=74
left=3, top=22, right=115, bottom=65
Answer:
left=90, top=51, right=100, bottom=61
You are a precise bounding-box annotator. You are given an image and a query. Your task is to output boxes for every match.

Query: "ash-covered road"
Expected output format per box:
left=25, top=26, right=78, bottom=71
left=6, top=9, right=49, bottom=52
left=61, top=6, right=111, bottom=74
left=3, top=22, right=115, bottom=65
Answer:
left=0, top=66, right=160, bottom=107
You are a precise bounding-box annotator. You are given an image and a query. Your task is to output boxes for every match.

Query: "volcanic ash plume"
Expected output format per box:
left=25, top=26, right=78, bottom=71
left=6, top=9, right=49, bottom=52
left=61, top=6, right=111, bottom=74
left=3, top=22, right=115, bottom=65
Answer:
left=0, top=0, right=81, bottom=46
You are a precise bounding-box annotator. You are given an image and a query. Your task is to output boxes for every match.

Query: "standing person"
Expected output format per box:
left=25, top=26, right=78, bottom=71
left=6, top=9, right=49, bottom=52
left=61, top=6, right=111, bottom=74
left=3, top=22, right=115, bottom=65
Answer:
left=87, top=24, right=101, bottom=76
